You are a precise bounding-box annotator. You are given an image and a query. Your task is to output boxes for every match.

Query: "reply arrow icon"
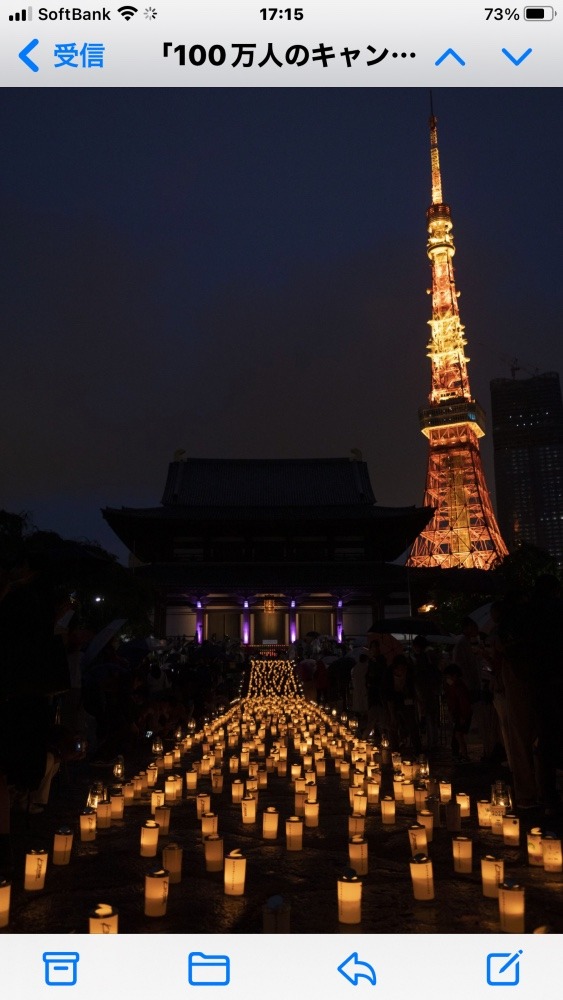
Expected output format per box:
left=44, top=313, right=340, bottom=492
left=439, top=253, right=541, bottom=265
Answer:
left=337, top=952, right=377, bottom=987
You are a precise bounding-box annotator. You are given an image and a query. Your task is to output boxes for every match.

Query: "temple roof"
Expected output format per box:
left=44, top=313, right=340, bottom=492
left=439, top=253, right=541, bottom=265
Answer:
left=160, top=458, right=377, bottom=507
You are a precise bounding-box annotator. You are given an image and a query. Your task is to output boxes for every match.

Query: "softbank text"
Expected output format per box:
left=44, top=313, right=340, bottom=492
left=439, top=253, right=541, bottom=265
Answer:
left=38, top=7, right=111, bottom=18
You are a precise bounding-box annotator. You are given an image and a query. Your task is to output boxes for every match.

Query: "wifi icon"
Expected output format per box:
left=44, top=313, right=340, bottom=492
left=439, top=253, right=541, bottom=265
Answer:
left=118, top=5, right=138, bottom=19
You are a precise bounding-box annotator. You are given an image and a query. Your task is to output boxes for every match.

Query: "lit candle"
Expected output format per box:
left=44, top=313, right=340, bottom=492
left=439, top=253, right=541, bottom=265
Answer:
left=144, top=868, right=169, bottom=917
left=414, top=785, right=428, bottom=812
left=408, top=823, right=428, bottom=857
left=89, top=903, right=118, bottom=934
left=337, top=869, right=362, bottom=924
left=349, top=835, right=368, bottom=875
left=352, top=791, right=367, bottom=816
left=304, top=801, right=319, bottom=828
left=163, top=752, right=174, bottom=770
left=285, top=816, right=303, bottom=851
left=140, top=819, right=160, bottom=857
left=263, top=806, right=279, bottom=840
left=0, top=879, right=11, bottom=928
left=503, top=814, right=520, bottom=846
left=452, top=836, right=472, bottom=873
left=490, top=805, right=506, bottom=836
left=542, top=833, right=562, bottom=873
left=123, top=782, right=135, bottom=805
left=96, top=799, right=112, bottom=830
left=24, top=849, right=48, bottom=891
left=211, top=771, right=224, bottom=793
left=162, top=842, right=183, bottom=883
left=498, top=882, right=525, bottom=933
left=339, top=761, right=350, bottom=781
left=294, top=790, right=307, bottom=817
left=381, top=796, right=396, bottom=825
left=439, top=779, right=452, bottom=803
left=146, top=763, right=158, bottom=787
left=315, top=758, right=326, bottom=777
left=410, top=853, right=435, bottom=900
left=79, top=807, right=97, bottom=842
left=393, top=775, right=404, bottom=801
left=456, top=793, right=470, bottom=818
left=481, top=855, right=504, bottom=898
left=229, top=756, right=239, bottom=774
left=224, top=849, right=246, bottom=895
left=417, top=809, right=433, bottom=843
left=201, top=812, right=219, bottom=836
left=52, top=827, right=73, bottom=866
left=527, top=827, right=543, bottom=867
left=477, top=800, right=492, bottom=827
left=133, top=775, right=142, bottom=798
left=365, top=780, right=380, bottom=806
left=154, top=805, right=171, bottom=835
left=165, top=776, right=176, bottom=804
left=204, top=834, right=224, bottom=872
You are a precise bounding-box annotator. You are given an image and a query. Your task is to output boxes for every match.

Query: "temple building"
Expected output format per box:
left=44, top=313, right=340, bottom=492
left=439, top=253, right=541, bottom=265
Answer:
left=103, top=456, right=432, bottom=641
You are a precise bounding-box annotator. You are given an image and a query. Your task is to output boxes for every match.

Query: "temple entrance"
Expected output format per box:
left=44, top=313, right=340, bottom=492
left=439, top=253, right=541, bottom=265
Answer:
left=298, top=611, right=333, bottom=636
left=253, top=611, right=285, bottom=644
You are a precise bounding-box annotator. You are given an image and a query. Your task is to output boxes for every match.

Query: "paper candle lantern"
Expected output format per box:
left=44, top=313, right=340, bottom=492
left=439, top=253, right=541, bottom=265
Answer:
left=123, top=782, right=134, bottom=806
left=185, top=770, right=198, bottom=792
left=231, top=780, right=244, bottom=803
left=304, top=801, right=319, bottom=828
left=381, top=796, right=396, bottom=825
left=339, top=761, right=350, bottom=781
left=165, top=776, right=176, bottom=804
left=224, top=850, right=246, bottom=895
left=139, top=770, right=149, bottom=791
left=97, top=799, right=112, bottom=829
left=503, top=814, right=520, bottom=846
left=366, top=780, right=380, bottom=806
left=133, top=776, right=142, bottom=799
left=262, top=894, right=290, bottom=933
left=204, top=834, right=224, bottom=872
left=80, top=807, right=97, bottom=842
left=446, top=801, right=462, bottom=832
left=211, top=772, right=224, bottom=793
left=294, top=791, right=307, bottom=817
left=0, top=879, right=11, bottom=929
left=240, top=749, right=250, bottom=768
left=151, top=790, right=165, bottom=814
left=174, top=774, right=183, bottom=800
left=349, top=835, right=368, bottom=875
left=24, top=849, right=48, bottom=891
left=402, top=780, right=415, bottom=806
left=452, top=836, right=472, bottom=873
left=477, top=800, right=492, bottom=827
left=498, top=882, right=525, bottom=933
left=202, top=812, right=219, bottom=836
left=196, top=793, right=211, bottom=819
left=286, top=816, right=303, bottom=851
left=348, top=813, right=365, bottom=837
left=439, top=780, right=452, bottom=803
left=229, top=756, right=239, bottom=774
left=154, top=806, right=171, bottom=835
left=481, top=855, right=504, bottom=898
left=53, top=827, right=73, bottom=866
left=241, top=795, right=257, bottom=824
left=490, top=805, right=506, bottom=836
left=352, top=791, right=367, bottom=816
left=162, top=842, right=183, bottom=883
left=109, top=790, right=124, bottom=820
left=263, top=806, right=279, bottom=840
left=144, top=868, right=169, bottom=917
left=456, top=793, right=470, bottom=818
left=315, top=758, right=326, bottom=777
left=410, top=853, right=435, bottom=900
left=417, top=809, right=433, bottom=843
left=414, top=785, right=428, bottom=811
left=89, top=903, right=118, bottom=934
left=140, top=820, right=160, bottom=857
left=408, top=823, right=428, bottom=857
left=393, top=775, right=404, bottom=801
left=163, top=752, right=174, bottom=770
left=541, top=833, right=562, bottom=873
left=527, top=827, right=543, bottom=867
left=305, top=781, right=317, bottom=803
left=337, top=869, right=362, bottom=924
left=146, top=763, right=158, bottom=787
left=391, top=752, right=402, bottom=769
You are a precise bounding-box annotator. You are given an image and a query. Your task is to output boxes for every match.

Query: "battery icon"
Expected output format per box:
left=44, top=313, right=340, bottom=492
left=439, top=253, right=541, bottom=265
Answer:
left=524, top=6, right=554, bottom=17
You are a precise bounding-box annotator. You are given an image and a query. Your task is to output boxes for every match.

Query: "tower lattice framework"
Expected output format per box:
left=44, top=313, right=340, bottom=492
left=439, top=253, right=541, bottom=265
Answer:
left=407, top=116, right=508, bottom=570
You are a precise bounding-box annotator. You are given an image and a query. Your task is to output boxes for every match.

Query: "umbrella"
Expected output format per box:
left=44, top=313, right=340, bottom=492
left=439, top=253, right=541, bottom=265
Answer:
left=469, top=603, right=493, bottom=633
left=366, top=633, right=404, bottom=665
left=83, top=618, right=127, bottom=666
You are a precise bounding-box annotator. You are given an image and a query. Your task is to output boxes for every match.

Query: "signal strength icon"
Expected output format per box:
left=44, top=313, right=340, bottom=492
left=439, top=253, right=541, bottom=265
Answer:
left=118, top=5, right=138, bottom=18
left=8, top=6, right=32, bottom=19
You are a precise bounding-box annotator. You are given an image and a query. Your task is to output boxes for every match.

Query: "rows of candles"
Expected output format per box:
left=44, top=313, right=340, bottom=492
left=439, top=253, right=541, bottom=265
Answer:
left=3, top=660, right=561, bottom=932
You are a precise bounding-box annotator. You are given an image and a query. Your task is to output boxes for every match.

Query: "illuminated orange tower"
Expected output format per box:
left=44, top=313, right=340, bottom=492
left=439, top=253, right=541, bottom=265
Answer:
left=407, top=115, right=507, bottom=569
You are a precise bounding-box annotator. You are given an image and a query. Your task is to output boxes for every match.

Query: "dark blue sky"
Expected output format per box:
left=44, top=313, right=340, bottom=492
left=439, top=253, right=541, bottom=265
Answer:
left=2, top=88, right=562, bottom=561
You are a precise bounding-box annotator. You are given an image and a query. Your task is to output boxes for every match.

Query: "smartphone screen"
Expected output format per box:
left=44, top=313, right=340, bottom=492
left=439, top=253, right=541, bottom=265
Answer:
left=1, top=1, right=561, bottom=994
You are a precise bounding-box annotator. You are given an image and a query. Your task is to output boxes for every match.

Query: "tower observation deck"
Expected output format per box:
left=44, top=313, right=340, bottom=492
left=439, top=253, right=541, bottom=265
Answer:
left=407, top=116, right=508, bottom=570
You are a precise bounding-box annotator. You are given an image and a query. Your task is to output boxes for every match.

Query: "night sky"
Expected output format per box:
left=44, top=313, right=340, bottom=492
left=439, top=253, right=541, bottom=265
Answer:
left=2, top=87, right=562, bottom=562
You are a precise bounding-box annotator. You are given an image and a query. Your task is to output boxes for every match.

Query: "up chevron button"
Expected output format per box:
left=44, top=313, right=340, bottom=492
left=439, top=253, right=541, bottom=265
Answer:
left=435, top=48, right=466, bottom=66
left=502, top=47, right=533, bottom=65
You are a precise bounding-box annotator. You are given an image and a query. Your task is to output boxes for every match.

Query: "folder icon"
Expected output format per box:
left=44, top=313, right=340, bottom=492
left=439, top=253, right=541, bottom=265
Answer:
left=188, top=952, right=231, bottom=987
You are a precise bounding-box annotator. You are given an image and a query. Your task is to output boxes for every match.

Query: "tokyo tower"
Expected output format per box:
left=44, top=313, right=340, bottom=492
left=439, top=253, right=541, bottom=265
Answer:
left=407, top=115, right=508, bottom=569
